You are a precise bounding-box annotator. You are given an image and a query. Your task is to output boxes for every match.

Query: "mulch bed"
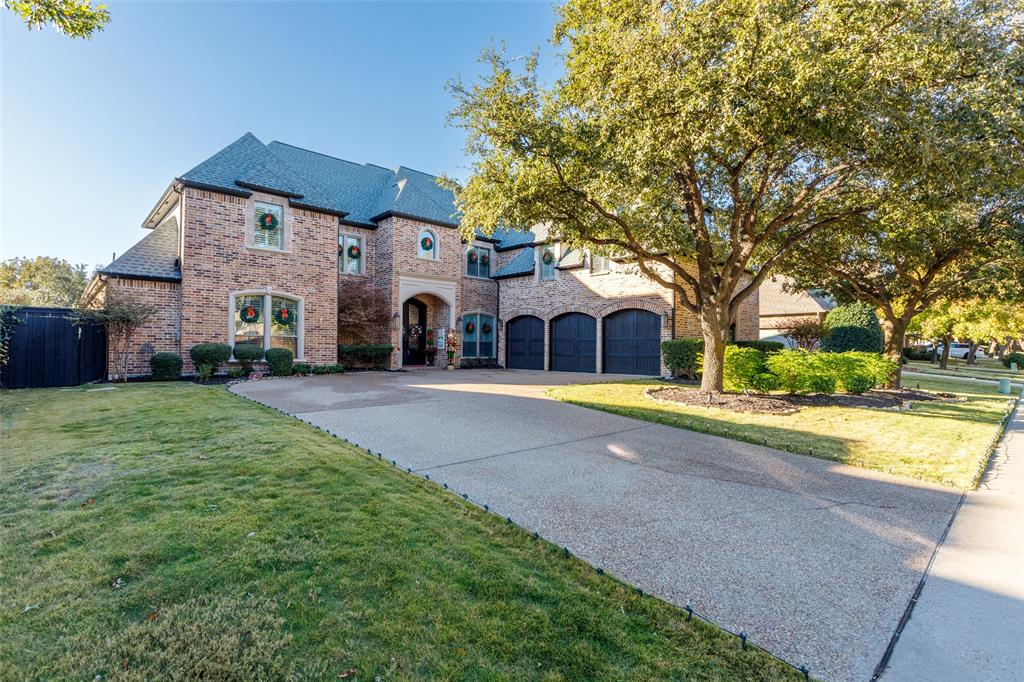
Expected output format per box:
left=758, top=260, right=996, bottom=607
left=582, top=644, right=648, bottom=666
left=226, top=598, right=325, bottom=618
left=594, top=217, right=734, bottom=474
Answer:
left=647, top=386, right=956, bottom=415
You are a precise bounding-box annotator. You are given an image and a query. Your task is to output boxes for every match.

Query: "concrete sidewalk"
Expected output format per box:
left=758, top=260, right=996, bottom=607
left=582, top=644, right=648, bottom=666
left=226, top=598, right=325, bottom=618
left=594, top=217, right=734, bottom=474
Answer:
left=882, top=402, right=1024, bottom=680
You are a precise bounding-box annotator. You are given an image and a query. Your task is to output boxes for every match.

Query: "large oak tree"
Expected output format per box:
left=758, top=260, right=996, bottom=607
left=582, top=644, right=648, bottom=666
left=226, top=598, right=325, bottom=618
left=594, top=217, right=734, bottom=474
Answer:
left=449, top=0, right=1022, bottom=392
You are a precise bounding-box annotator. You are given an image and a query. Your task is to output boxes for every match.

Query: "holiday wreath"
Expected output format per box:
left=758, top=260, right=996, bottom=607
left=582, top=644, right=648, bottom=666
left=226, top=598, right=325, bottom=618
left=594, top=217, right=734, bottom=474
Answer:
left=480, top=253, right=490, bottom=265
left=467, top=251, right=478, bottom=263
left=421, top=235, right=434, bottom=251
left=464, top=320, right=475, bottom=334
left=240, top=303, right=261, bottom=324
left=481, top=322, right=491, bottom=334
left=258, top=211, right=279, bottom=231
left=273, top=306, right=294, bottom=325
left=542, top=250, right=554, bottom=264
left=347, top=244, right=361, bottom=259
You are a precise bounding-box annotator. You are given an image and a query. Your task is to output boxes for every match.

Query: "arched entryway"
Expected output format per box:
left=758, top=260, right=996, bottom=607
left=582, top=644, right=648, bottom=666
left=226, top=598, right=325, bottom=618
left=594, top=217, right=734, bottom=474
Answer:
left=603, top=308, right=661, bottom=375
left=506, top=315, right=544, bottom=370
left=402, top=297, right=428, bottom=366
left=550, top=312, right=596, bottom=373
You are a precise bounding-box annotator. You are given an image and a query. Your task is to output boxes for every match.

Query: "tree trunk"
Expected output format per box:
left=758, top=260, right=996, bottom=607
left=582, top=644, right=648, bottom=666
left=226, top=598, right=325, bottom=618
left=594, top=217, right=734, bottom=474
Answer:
left=699, top=307, right=728, bottom=393
left=939, top=334, right=952, bottom=370
left=881, top=317, right=909, bottom=389
left=966, top=340, right=979, bottom=365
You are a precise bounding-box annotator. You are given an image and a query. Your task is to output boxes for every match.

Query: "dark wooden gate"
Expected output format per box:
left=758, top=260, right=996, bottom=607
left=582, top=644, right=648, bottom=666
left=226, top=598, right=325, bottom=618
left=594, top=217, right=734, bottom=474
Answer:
left=1, top=307, right=107, bottom=389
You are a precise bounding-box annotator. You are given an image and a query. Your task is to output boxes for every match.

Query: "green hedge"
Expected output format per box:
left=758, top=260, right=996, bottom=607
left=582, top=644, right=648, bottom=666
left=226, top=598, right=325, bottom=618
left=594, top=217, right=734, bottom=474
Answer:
left=292, top=362, right=313, bottom=376
left=149, top=352, right=182, bottom=381
left=311, top=363, right=345, bottom=375
left=821, top=303, right=884, bottom=353
left=1002, top=351, right=1024, bottom=369
left=765, top=350, right=896, bottom=394
left=232, top=344, right=264, bottom=376
left=265, top=348, right=294, bottom=377
left=662, top=339, right=704, bottom=379
left=338, top=344, right=394, bottom=365
left=734, top=339, right=785, bottom=353
left=189, top=343, right=231, bottom=381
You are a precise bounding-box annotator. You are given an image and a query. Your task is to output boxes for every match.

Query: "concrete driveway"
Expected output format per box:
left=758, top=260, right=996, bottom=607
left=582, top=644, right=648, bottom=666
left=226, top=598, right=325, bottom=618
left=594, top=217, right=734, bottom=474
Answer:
left=232, top=369, right=960, bottom=682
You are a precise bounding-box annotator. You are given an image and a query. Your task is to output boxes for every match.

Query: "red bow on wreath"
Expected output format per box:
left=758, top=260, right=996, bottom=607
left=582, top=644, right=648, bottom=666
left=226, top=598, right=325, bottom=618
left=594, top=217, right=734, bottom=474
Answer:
left=246, top=306, right=255, bottom=317
left=280, top=308, right=289, bottom=320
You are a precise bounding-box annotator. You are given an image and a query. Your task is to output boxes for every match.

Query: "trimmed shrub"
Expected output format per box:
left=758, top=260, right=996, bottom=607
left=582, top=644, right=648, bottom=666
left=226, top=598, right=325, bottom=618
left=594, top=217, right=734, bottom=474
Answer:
left=232, top=344, right=264, bottom=376
left=265, top=348, right=294, bottom=377
left=189, top=343, right=231, bottom=381
left=766, top=350, right=828, bottom=394
left=662, top=338, right=703, bottom=379
left=311, top=363, right=345, bottom=375
left=149, top=352, right=183, bottom=381
left=734, top=339, right=785, bottom=354
left=291, top=362, right=313, bottom=376
left=721, top=346, right=768, bottom=393
left=903, top=346, right=933, bottom=361
left=337, top=343, right=394, bottom=367
left=821, top=303, right=884, bottom=353
left=765, top=349, right=895, bottom=394
left=1002, top=351, right=1024, bottom=369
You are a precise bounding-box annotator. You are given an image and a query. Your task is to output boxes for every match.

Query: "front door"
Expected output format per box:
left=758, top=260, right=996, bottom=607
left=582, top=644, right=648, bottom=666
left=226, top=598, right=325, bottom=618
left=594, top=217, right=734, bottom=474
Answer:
left=402, top=298, right=427, bottom=366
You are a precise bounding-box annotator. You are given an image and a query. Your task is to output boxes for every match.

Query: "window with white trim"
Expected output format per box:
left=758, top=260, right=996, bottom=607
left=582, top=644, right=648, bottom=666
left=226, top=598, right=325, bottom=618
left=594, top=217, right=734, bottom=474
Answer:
left=539, top=244, right=558, bottom=281
left=461, top=313, right=495, bottom=358
left=233, top=293, right=300, bottom=356
left=339, top=234, right=364, bottom=275
left=466, top=245, right=491, bottom=278
left=254, top=202, right=284, bottom=250
left=590, top=252, right=610, bottom=274
left=418, top=229, right=438, bottom=259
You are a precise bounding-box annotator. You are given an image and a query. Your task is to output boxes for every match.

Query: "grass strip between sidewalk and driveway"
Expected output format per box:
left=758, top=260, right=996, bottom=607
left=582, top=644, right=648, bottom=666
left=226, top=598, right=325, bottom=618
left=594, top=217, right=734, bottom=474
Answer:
left=0, top=382, right=801, bottom=681
left=548, top=376, right=1015, bottom=489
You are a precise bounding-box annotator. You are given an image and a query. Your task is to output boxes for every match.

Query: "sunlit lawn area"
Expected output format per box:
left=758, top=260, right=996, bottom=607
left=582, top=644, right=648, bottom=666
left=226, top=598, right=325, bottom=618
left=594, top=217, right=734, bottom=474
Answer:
left=0, top=383, right=799, bottom=681
left=549, top=376, right=1016, bottom=489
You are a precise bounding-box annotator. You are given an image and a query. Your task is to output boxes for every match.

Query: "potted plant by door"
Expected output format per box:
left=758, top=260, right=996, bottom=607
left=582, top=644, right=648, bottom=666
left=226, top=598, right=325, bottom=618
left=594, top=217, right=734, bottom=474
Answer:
left=425, top=328, right=437, bottom=366
left=445, top=329, right=459, bottom=370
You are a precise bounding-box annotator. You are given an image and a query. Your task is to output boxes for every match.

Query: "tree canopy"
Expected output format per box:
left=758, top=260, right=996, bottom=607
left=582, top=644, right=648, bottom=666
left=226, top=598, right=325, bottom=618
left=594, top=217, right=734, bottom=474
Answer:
left=449, top=0, right=1023, bottom=392
left=0, top=257, right=90, bottom=307
left=3, top=1, right=110, bottom=39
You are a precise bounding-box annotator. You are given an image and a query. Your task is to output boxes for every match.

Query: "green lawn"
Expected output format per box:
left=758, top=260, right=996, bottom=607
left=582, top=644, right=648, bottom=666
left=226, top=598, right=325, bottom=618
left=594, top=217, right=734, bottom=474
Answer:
left=0, top=383, right=798, bottom=681
left=549, top=376, right=1016, bottom=489
left=904, top=359, right=1022, bottom=381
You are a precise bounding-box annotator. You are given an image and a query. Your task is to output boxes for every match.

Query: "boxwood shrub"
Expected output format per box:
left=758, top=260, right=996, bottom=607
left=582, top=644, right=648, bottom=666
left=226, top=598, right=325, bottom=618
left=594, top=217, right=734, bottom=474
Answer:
left=189, top=343, right=231, bottom=381
left=661, top=339, right=704, bottom=379
left=264, top=348, right=294, bottom=377
left=291, top=362, right=313, bottom=376
left=765, top=350, right=895, bottom=394
left=232, top=343, right=264, bottom=376
left=734, top=339, right=785, bottom=354
left=311, top=363, right=345, bottom=375
left=149, top=352, right=183, bottom=381
left=337, top=343, right=394, bottom=366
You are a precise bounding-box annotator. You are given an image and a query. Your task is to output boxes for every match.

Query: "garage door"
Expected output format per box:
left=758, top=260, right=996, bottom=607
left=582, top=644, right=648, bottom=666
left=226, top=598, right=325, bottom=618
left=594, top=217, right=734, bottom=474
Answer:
left=603, top=309, right=661, bottom=375
left=506, top=316, right=545, bottom=370
left=550, top=313, right=596, bottom=373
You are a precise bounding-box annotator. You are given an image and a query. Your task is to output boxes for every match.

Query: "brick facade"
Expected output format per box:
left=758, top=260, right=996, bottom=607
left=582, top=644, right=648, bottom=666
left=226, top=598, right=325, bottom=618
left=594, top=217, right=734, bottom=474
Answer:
left=93, top=184, right=758, bottom=379
left=101, top=277, right=182, bottom=378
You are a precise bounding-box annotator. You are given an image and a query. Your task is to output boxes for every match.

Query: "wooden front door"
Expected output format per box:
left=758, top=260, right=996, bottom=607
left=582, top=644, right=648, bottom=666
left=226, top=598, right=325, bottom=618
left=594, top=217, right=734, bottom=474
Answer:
left=402, top=298, right=427, bottom=366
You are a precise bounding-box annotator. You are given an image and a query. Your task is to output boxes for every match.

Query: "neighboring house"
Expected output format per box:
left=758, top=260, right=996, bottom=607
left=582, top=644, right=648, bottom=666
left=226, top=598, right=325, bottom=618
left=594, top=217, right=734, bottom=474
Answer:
left=757, top=275, right=835, bottom=347
left=83, top=132, right=760, bottom=378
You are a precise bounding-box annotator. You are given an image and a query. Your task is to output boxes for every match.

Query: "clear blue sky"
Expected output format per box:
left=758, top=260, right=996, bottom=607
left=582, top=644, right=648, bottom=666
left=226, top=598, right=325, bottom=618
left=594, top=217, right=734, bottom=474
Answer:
left=1, top=1, right=558, bottom=271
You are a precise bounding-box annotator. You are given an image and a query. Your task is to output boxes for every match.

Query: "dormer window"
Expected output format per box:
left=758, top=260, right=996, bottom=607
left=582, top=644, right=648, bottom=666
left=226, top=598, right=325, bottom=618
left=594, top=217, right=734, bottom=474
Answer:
left=539, top=244, right=558, bottom=281
left=254, top=202, right=284, bottom=250
left=418, top=229, right=438, bottom=260
left=466, top=245, right=491, bottom=278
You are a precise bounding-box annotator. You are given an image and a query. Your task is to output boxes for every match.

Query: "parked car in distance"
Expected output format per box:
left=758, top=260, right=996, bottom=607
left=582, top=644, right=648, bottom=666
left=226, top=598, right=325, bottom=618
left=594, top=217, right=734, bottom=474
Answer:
left=936, top=343, right=986, bottom=360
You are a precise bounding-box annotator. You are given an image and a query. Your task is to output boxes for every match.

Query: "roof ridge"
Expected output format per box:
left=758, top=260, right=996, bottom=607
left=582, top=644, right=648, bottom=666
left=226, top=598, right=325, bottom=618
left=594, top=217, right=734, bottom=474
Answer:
left=268, top=140, right=364, bottom=167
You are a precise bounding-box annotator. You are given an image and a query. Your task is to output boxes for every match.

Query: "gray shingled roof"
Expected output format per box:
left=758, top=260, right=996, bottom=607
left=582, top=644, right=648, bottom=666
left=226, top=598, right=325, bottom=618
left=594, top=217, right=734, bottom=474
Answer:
left=493, top=246, right=536, bottom=279
left=557, top=248, right=585, bottom=270
left=759, top=275, right=835, bottom=316
left=99, top=218, right=181, bottom=282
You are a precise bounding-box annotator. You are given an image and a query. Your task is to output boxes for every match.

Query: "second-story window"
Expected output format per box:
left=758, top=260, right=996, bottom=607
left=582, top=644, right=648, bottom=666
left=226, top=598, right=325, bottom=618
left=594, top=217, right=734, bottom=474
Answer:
left=418, top=229, right=438, bottom=260
left=539, top=244, right=558, bottom=281
left=466, top=245, right=491, bottom=278
left=254, top=202, right=284, bottom=250
left=339, top=234, right=364, bottom=275
left=590, top=252, right=610, bottom=275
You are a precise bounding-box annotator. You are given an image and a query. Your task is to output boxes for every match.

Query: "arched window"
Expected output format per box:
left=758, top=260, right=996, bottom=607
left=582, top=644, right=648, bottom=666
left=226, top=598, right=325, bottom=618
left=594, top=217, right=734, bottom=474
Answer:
left=418, top=229, right=438, bottom=260
left=233, top=292, right=302, bottom=357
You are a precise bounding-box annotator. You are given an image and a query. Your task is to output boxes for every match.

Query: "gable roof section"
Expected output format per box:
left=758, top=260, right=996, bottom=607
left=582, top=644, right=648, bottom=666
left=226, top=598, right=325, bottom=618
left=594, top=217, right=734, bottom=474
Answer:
left=493, top=246, right=536, bottom=279
left=759, top=275, right=835, bottom=317
left=98, top=217, right=181, bottom=282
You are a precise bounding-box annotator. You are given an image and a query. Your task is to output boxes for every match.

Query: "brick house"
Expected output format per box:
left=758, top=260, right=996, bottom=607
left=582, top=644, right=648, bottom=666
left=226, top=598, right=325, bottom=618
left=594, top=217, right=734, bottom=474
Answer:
left=757, top=275, right=835, bottom=347
left=83, top=133, right=759, bottom=378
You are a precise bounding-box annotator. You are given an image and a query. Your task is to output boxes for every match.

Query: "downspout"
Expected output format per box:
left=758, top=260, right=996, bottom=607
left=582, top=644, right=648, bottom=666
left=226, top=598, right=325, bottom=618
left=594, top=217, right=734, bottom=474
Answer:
left=496, top=277, right=502, bottom=368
